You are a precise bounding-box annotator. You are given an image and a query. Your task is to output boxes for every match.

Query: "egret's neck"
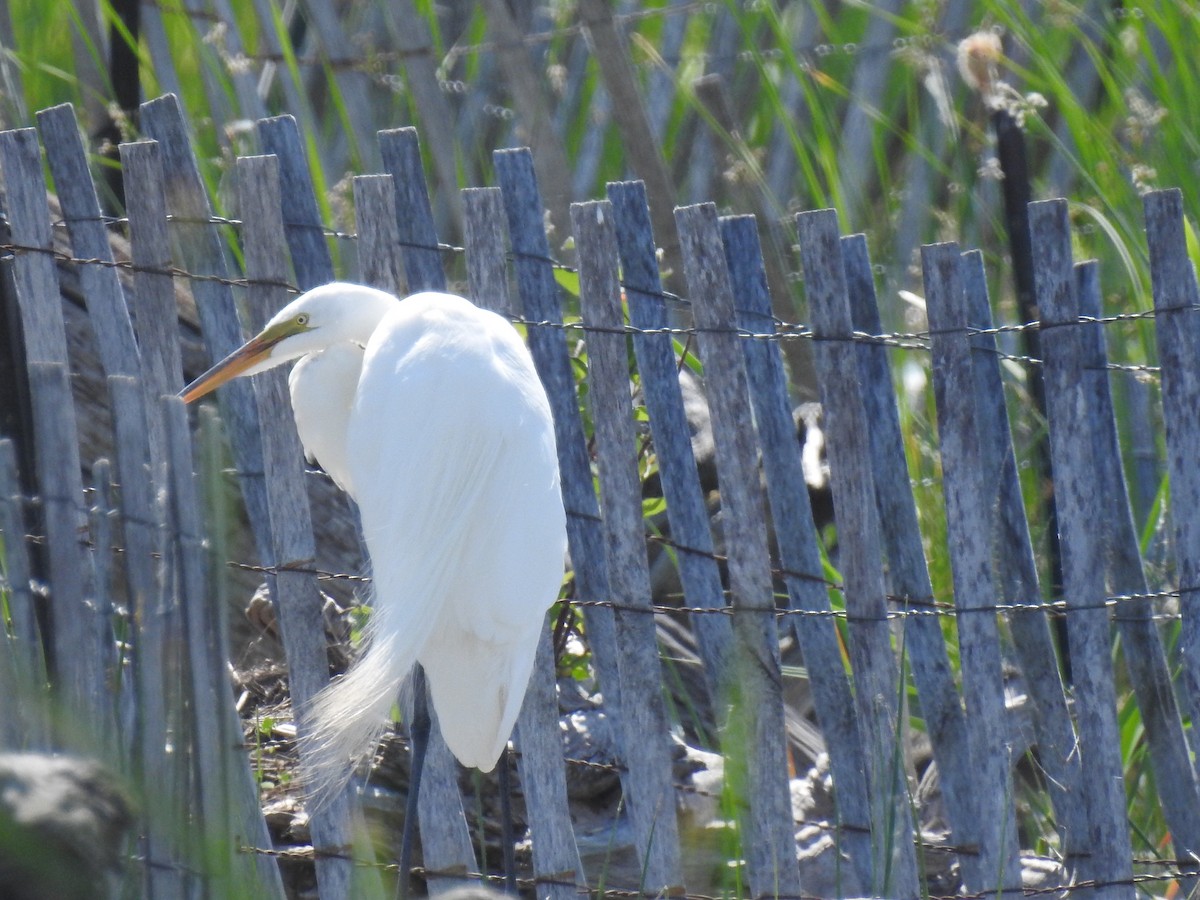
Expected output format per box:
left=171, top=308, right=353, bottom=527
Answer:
left=320, top=285, right=402, bottom=350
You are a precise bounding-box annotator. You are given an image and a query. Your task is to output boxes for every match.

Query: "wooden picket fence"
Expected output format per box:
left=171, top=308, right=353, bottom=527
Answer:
left=2, top=93, right=1200, bottom=900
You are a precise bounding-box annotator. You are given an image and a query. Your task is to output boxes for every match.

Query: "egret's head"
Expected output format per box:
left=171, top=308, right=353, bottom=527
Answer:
left=180, top=282, right=399, bottom=403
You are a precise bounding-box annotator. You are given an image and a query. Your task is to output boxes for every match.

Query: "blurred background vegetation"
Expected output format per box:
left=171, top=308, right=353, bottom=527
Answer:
left=4, top=0, right=1196, bottom=342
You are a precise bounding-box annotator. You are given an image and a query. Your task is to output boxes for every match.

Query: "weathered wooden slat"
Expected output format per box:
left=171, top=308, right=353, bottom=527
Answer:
left=119, top=140, right=186, bottom=400
left=0, top=438, right=47, bottom=749
left=1143, top=189, right=1200, bottom=732
left=37, top=104, right=141, bottom=378
left=1075, top=259, right=1200, bottom=889
left=115, top=135, right=180, bottom=542
left=512, top=628, right=583, bottom=900
left=722, top=215, right=871, bottom=889
left=378, top=128, right=447, bottom=293
left=922, top=242, right=1022, bottom=895
left=350, top=162, right=476, bottom=895
left=0, top=439, right=42, bottom=682
left=109, top=373, right=185, bottom=897
left=796, top=208, right=919, bottom=897
left=0, top=581, right=23, bottom=749
left=178, top=158, right=277, bottom=897
left=960, top=250, right=1085, bottom=855
left=0, top=128, right=70, bottom=367
left=674, top=203, right=801, bottom=899
left=139, top=93, right=274, bottom=566
left=163, top=396, right=287, bottom=898
left=1030, top=198, right=1131, bottom=897
left=1122, top=375, right=1159, bottom=531
left=236, top=153, right=356, bottom=899
left=841, top=234, right=977, bottom=881
left=41, top=115, right=172, bottom=524
left=87, top=457, right=115, bottom=715
left=461, top=188, right=510, bottom=311
left=352, top=175, right=405, bottom=295
left=26, top=360, right=106, bottom=731
left=462, top=183, right=584, bottom=900
left=607, top=180, right=731, bottom=716
left=123, top=152, right=275, bottom=889
left=194, top=134, right=364, bottom=602
left=574, top=199, right=684, bottom=894
left=492, top=149, right=622, bottom=715
left=255, top=114, right=335, bottom=290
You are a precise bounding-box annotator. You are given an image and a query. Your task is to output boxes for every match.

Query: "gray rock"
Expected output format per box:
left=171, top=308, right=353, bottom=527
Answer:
left=0, top=752, right=133, bottom=900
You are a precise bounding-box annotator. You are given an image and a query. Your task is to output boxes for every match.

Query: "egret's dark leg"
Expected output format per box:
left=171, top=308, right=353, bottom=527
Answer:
left=397, top=666, right=430, bottom=900
left=496, top=745, right=517, bottom=894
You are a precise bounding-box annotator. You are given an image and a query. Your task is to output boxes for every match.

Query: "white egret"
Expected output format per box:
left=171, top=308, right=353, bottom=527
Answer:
left=182, top=283, right=567, bottom=801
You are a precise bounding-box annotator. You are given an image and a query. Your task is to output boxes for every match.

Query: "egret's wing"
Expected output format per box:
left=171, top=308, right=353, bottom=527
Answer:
left=420, top=382, right=565, bottom=768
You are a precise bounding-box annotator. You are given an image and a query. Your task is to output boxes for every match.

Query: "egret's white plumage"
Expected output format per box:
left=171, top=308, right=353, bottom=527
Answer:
left=288, top=342, right=365, bottom=494
left=181, top=283, right=566, bottom=799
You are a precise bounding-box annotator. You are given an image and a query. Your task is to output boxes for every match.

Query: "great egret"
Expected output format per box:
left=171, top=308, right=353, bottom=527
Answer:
left=181, top=282, right=567, bottom=801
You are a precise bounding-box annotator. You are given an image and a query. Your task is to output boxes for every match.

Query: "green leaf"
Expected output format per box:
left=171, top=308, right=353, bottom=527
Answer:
left=553, top=266, right=581, bottom=299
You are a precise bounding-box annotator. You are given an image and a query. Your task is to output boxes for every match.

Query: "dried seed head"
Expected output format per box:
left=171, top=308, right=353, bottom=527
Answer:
left=957, top=30, right=1004, bottom=100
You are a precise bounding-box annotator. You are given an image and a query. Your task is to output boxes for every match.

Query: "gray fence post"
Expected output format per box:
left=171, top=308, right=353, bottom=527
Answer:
left=140, top=94, right=275, bottom=566
left=607, top=180, right=732, bottom=718
left=797, top=208, right=919, bottom=898
left=675, top=202, right=802, bottom=899
left=379, top=127, right=447, bottom=293
left=164, top=394, right=288, bottom=898
left=1144, top=189, right=1200, bottom=734
left=256, top=114, right=337, bottom=289
left=1031, top=198, right=1132, bottom=897
left=1075, top=259, right=1200, bottom=889
left=119, top=140, right=187, bottom=398
left=923, top=242, right=1022, bottom=896
left=723, top=214, right=873, bottom=890
left=960, top=250, right=1085, bottom=851
left=841, top=234, right=979, bottom=884
left=236, top=153, right=357, bottom=900
left=0, top=438, right=47, bottom=746
left=0, top=125, right=106, bottom=730
left=574, top=199, right=685, bottom=894
left=109, top=374, right=185, bottom=897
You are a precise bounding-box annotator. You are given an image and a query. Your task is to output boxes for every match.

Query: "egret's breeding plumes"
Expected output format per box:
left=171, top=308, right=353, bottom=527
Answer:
left=182, top=283, right=567, bottom=801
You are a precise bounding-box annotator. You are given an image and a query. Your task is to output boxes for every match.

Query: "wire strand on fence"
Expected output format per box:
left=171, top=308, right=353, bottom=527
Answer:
left=221, top=558, right=1188, bottom=623
left=0, top=232, right=1181, bottom=377
left=223, top=844, right=1200, bottom=900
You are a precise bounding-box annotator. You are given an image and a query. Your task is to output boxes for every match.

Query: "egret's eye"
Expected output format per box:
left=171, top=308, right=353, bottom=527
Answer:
left=296, top=313, right=310, bottom=327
